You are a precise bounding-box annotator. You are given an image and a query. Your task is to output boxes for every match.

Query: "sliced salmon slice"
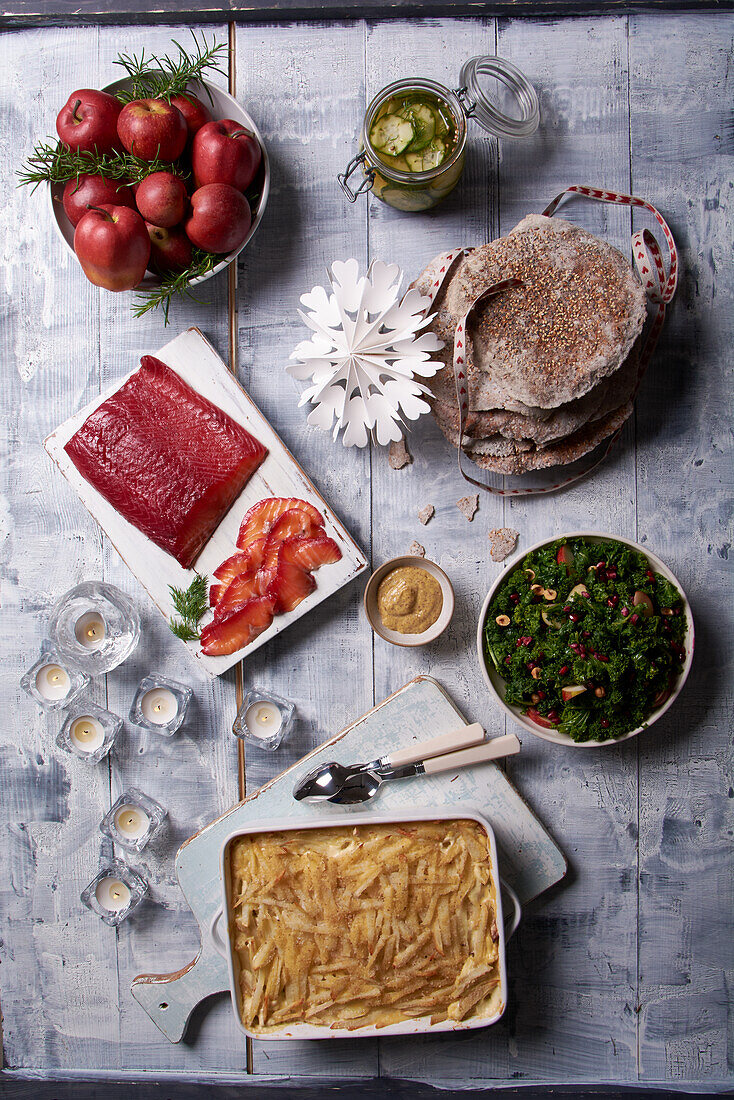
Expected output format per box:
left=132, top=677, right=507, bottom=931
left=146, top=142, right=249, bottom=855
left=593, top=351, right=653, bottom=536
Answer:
left=264, top=556, right=316, bottom=614
left=214, top=571, right=262, bottom=621
left=200, top=595, right=276, bottom=657
left=280, top=533, right=342, bottom=572
left=210, top=537, right=267, bottom=607
left=236, top=497, right=324, bottom=550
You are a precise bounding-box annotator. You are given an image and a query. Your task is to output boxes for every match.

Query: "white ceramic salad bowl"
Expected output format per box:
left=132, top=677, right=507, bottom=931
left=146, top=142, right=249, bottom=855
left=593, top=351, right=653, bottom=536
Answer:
left=209, top=806, right=521, bottom=1041
left=48, top=77, right=270, bottom=292
left=476, top=531, right=695, bottom=748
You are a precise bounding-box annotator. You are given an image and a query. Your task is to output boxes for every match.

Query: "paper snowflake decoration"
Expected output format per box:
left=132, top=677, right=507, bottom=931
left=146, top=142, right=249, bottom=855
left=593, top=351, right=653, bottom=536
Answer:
left=288, top=259, right=444, bottom=448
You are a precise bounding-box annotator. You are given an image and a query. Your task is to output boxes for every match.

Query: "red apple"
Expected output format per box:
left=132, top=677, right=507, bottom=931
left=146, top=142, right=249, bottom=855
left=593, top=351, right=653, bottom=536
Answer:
left=170, top=93, right=211, bottom=141
left=184, top=184, right=251, bottom=253
left=526, top=708, right=556, bottom=729
left=117, top=99, right=187, bottom=162
left=135, top=172, right=188, bottom=227
left=146, top=223, right=193, bottom=273
left=192, top=119, right=262, bottom=192
left=62, top=174, right=136, bottom=227
left=74, top=204, right=150, bottom=291
left=56, top=89, right=122, bottom=155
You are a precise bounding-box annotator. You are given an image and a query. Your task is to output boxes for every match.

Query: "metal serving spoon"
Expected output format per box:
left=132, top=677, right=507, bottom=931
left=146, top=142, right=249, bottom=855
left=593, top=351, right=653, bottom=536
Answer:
left=293, top=725, right=520, bottom=804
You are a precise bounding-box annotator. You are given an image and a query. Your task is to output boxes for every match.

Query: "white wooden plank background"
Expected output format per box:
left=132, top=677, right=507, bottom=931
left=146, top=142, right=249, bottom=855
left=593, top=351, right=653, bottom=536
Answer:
left=0, top=11, right=732, bottom=1093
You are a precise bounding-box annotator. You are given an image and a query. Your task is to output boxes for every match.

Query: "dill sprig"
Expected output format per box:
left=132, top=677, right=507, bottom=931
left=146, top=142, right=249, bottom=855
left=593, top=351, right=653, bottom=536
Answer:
left=169, top=574, right=209, bottom=642
left=17, top=141, right=189, bottom=191
left=113, top=32, right=226, bottom=104
left=133, top=248, right=221, bottom=326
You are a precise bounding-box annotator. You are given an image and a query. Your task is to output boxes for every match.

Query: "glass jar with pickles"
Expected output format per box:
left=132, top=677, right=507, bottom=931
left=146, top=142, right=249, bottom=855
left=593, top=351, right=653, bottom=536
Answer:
left=339, top=56, right=539, bottom=212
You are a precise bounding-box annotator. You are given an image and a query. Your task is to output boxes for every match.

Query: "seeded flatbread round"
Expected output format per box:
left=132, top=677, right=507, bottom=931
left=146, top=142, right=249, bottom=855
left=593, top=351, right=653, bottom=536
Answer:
left=448, top=217, right=646, bottom=408
left=465, top=401, right=634, bottom=475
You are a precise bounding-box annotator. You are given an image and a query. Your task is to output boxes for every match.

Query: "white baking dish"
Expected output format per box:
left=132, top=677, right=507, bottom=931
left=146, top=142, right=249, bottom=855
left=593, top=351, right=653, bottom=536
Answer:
left=209, top=806, right=520, bottom=1041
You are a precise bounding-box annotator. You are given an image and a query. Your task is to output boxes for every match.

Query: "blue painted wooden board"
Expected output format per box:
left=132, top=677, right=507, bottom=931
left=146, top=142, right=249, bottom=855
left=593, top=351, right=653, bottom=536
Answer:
left=131, top=675, right=566, bottom=1042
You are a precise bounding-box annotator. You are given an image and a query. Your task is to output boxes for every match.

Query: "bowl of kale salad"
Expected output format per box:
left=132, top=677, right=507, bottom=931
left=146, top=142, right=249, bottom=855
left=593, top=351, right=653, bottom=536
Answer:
left=477, top=533, right=694, bottom=746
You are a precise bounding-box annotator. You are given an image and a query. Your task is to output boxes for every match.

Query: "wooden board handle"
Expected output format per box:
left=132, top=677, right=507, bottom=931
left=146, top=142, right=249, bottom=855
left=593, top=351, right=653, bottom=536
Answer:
left=422, top=733, right=521, bottom=775
left=388, top=722, right=485, bottom=768
left=131, top=946, right=230, bottom=1043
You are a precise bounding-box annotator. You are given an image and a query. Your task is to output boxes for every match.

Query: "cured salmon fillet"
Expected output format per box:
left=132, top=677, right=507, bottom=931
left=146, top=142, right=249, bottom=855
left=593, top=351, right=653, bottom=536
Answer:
left=210, top=537, right=266, bottom=607
left=280, top=533, right=342, bottom=572
left=64, top=356, right=268, bottom=569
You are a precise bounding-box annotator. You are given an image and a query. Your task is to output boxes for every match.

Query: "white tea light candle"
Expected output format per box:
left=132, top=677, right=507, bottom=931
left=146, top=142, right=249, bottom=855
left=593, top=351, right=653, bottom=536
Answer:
left=232, top=689, right=295, bottom=751
left=74, top=611, right=106, bottom=650
left=35, top=663, right=71, bottom=702
left=141, top=688, right=178, bottom=725
left=114, top=805, right=150, bottom=841
left=95, top=877, right=131, bottom=913
left=244, top=701, right=283, bottom=738
left=69, top=715, right=105, bottom=753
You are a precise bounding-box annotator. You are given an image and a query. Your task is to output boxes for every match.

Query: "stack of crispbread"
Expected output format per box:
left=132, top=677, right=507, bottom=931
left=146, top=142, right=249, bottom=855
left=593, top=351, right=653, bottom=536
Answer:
left=414, top=215, right=647, bottom=475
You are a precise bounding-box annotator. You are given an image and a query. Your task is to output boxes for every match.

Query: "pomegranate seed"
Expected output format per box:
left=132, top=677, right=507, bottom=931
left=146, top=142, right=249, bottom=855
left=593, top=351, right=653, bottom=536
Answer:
left=607, top=570, right=617, bottom=580
left=583, top=630, right=591, bottom=638
left=536, top=690, right=546, bottom=700
left=522, top=636, right=533, bottom=647
left=547, top=710, right=559, bottom=722
left=504, top=656, right=512, bottom=665
left=596, top=560, right=606, bottom=569
left=607, top=598, right=615, bottom=608
left=621, top=607, right=629, bottom=617
left=582, top=591, right=591, bottom=598
left=510, top=593, right=520, bottom=603
left=578, top=648, right=587, bottom=658
left=559, top=665, right=569, bottom=675
left=646, top=570, right=655, bottom=582
left=570, top=612, right=580, bottom=623
left=597, top=654, right=609, bottom=662
left=630, top=613, right=640, bottom=625
left=526, top=662, right=535, bottom=672
left=600, top=719, right=610, bottom=729
left=563, top=606, right=572, bottom=614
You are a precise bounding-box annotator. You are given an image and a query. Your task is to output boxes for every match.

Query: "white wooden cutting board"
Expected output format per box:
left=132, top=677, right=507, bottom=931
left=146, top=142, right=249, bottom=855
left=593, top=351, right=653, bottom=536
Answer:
left=131, top=676, right=567, bottom=1043
left=44, top=326, right=368, bottom=675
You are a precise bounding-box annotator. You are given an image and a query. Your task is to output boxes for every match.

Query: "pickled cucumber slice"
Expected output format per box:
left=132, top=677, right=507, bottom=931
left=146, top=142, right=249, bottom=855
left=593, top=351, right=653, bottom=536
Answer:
left=399, top=103, right=437, bottom=151
left=370, top=114, right=415, bottom=156
left=405, top=139, right=446, bottom=173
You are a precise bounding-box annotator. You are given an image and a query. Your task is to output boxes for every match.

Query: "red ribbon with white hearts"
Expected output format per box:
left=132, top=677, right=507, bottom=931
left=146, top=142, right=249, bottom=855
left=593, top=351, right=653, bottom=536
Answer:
left=421, top=186, right=678, bottom=496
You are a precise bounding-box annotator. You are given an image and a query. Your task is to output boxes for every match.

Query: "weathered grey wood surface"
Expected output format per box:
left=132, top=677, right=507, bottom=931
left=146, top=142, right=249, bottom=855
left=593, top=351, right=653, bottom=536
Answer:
left=0, top=12, right=732, bottom=1095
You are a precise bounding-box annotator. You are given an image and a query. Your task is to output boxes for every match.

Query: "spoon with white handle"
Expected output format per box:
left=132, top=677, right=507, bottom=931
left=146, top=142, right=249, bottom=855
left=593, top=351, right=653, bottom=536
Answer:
left=293, top=727, right=520, bottom=804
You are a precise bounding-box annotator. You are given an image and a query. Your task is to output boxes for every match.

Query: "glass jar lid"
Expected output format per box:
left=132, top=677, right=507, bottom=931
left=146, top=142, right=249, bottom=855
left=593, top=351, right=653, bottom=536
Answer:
left=458, top=56, right=539, bottom=140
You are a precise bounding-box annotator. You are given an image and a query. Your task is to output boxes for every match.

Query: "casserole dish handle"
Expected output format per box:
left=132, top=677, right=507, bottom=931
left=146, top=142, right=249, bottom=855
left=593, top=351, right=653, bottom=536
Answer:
left=500, top=878, right=522, bottom=939
left=209, top=907, right=228, bottom=957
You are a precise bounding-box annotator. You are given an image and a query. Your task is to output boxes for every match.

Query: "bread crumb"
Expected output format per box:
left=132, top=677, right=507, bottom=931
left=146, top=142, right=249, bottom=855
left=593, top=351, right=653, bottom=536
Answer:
left=456, top=494, right=479, bottom=522
left=418, top=505, right=435, bottom=525
left=488, top=528, right=519, bottom=562
left=388, top=437, right=413, bottom=470
left=408, top=541, right=425, bottom=557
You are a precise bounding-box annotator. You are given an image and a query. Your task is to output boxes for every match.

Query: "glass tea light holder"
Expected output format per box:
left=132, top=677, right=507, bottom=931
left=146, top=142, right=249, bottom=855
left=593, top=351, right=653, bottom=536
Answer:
left=21, top=644, right=89, bottom=711
left=99, top=788, right=166, bottom=853
left=232, top=689, right=296, bottom=751
left=49, top=581, right=140, bottom=676
left=130, top=675, right=192, bottom=737
left=57, top=701, right=122, bottom=764
left=81, top=859, right=147, bottom=926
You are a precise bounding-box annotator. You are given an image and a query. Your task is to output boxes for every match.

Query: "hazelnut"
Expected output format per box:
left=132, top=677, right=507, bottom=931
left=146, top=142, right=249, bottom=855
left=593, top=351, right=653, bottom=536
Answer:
left=594, top=686, right=606, bottom=698
left=544, top=589, right=557, bottom=601
left=531, top=667, right=542, bottom=680
left=524, top=568, right=536, bottom=581
left=495, top=614, right=511, bottom=627
left=531, top=583, right=544, bottom=595
left=661, top=608, right=674, bottom=617
left=531, top=693, right=540, bottom=704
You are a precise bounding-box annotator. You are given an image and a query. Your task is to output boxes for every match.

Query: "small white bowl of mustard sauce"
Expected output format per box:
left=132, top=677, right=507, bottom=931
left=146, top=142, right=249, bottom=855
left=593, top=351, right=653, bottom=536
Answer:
left=364, top=555, right=455, bottom=647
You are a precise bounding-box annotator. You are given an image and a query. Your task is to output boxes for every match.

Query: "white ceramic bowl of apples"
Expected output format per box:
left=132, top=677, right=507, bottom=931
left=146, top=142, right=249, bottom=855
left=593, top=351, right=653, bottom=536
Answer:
left=49, top=77, right=269, bottom=294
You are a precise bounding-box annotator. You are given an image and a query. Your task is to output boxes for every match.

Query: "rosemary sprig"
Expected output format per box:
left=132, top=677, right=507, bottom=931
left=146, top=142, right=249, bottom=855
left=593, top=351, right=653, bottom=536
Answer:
left=113, top=32, right=226, bottom=104
left=169, top=574, right=209, bottom=642
left=133, top=248, right=221, bottom=326
left=17, top=141, right=188, bottom=191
